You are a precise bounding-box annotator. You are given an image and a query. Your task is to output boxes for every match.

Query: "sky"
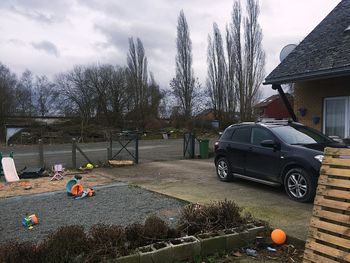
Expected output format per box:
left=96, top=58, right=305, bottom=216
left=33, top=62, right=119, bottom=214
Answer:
left=0, top=0, right=341, bottom=100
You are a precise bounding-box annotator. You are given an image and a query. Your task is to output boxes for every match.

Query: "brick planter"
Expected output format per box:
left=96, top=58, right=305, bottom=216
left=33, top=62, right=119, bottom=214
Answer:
left=246, top=224, right=266, bottom=240
left=114, top=224, right=267, bottom=263
left=170, top=236, right=201, bottom=261
left=197, top=232, right=227, bottom=256
left=138, top=242, right=173, bottom=263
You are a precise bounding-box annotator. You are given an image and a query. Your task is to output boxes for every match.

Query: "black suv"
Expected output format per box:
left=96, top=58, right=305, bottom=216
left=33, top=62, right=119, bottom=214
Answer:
left=214, top=121, right=347, bottom=202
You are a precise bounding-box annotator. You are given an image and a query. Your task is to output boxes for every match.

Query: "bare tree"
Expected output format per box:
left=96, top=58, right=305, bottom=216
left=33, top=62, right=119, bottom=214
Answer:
left=243, top=0, right=265, bottom=120
left=56, top=66, right=95, bottom=140
left=0, top=63, right=16, bottom=141
left=126, top=37, right=149, bottom=127
left=207, top=23, right=226, bottom=120
left=85, top=64, right=113, bottom=124
left=228, top=0, right=265, bottom=121
left=109, top=66, right=128, bottom=126
left=34, top=75, right=58, bottom=117
left=171, top=10, right=197, bottom=119
left=15, top=70, right=34, bottom=116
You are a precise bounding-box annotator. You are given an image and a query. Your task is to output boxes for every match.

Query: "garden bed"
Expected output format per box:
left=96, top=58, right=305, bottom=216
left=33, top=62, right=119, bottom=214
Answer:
left=0, top=200, right=273, bottom=262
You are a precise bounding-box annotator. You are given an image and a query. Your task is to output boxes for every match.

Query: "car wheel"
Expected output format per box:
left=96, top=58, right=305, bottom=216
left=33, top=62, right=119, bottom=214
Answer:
left=216, top=157, right=234, bottom=182
left=284, top=167, right=316, bottom=202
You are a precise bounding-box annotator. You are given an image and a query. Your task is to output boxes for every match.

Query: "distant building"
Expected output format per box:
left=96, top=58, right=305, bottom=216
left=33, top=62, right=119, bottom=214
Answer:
left=254, top=94, right=293, bottom=119
left=196, top=109, right=216, bottom=121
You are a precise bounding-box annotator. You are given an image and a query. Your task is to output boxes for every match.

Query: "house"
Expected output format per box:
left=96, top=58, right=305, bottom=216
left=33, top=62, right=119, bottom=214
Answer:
left=254, top=94, right=293, bottom=119
left=264, top=0, right=350, bottom=139
left=196, top=109, right=216, bottom=121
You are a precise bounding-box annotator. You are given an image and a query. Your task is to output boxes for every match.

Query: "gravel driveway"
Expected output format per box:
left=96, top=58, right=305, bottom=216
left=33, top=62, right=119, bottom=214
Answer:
left=0, top=183, right=186, bottom=244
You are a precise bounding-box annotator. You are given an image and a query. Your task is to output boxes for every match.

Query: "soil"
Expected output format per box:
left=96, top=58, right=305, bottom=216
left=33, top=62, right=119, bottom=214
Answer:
left=0, top=170, right=117, bottom=198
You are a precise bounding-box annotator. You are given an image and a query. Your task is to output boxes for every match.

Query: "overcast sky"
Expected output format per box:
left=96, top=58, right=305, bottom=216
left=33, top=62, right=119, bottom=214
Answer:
left=0, top=0, right=341, bottom=99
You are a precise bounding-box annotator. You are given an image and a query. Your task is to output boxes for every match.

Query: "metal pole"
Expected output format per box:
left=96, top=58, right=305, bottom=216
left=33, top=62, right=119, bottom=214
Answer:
left=72, top=138, right=77, bottom=169
left=191, top=132, right=195, bottom=159
left=135, top=135, right=139, bottom=164
left=38, top=139, right=44, bottom=168
left=108, top=132, right=113, bottom=160
left=183, top=133, right=185, bottom=157
left=272, top=84, right=297, bottom=122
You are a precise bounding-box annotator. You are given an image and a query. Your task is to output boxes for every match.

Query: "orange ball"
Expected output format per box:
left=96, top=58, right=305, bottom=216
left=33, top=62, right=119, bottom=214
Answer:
left=271, top=229, right=286, bottom=245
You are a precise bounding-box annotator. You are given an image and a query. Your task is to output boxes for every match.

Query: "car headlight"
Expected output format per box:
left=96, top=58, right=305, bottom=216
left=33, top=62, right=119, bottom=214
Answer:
left=314, top=155, right=324, bottom=163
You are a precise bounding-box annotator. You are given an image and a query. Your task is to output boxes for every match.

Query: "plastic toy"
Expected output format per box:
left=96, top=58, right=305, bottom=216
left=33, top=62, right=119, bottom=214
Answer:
left=22, top=214, right=38, bottom=228
left=271, top=229, right=286, bottom=245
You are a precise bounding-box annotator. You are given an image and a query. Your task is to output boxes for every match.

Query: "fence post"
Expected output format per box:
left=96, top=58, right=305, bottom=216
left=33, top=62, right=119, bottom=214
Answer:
left=108, top=132, right=113, bottom=160
left=135, top=135, right=139, bottom=164
left=191, top=132, right=195, bottom=159
left=72, top=138, right=77, bottom=169
left=38, top=139, right=44, bottom=167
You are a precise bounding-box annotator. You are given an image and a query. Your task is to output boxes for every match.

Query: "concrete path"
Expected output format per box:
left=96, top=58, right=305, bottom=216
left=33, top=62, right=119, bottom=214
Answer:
left=99, top=158, right=313, bottom=241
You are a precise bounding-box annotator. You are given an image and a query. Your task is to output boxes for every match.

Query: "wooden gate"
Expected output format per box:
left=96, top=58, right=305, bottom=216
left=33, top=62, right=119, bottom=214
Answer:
left=303, top=147, right=350, bottom=262
left=108, top=133, right=139, bottom=164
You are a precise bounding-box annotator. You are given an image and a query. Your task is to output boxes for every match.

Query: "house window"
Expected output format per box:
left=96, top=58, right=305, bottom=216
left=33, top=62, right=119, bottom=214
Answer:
left=323, top=97, right=349, bottom=138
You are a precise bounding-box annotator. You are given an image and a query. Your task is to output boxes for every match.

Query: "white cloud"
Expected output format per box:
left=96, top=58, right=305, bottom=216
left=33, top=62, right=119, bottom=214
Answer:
left=0, top=0, right=341, bottom=99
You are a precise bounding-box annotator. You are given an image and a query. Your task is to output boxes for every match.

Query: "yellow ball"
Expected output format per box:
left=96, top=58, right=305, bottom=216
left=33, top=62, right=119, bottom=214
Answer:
left=271, top=229, right=286, bottom=245
left=86, top=163, right=94, bottom=169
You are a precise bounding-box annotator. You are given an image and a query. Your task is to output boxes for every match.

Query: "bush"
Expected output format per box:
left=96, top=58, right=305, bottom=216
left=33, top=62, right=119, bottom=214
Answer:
left=0, top=241, right=38, bottom=263
left=177, top=200, right=249, bottom=235
left=86, top=224, right=127, bottom=262
left=125, top=223, right=145, bottom=249
left=143, top=215, right=169, bottom=241
left=38, top=225, right=88, bottom=263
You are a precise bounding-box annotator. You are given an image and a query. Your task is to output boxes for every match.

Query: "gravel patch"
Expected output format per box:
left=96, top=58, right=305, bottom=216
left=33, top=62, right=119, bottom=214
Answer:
left=0, top=183, right=187, bottom=244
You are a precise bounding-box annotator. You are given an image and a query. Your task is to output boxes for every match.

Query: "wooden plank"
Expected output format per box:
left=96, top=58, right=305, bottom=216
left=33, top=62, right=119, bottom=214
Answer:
left=325, top=147, right=350, bottom=156
left=320, top=167, right=350, bottom=178
left=304, top=249, right=338, bottom=263
left=305, top=240, right=350, bottom=261
left=323, top=156, right=350, bottom=167
left=309, top=227, right=350, bottom=249
left=318, top=176, right=350, bottom=189
left=312, top=208, right=350, bottom=228
left=314, top=196, right=350, bottom=211
left=310, top=217, right=350, bottom=238
left=317, top=185, right=350, bottom=200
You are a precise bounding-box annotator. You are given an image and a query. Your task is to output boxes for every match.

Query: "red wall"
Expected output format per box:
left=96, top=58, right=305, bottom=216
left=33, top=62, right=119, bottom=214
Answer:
left=262, top=98, right=293, bottom=119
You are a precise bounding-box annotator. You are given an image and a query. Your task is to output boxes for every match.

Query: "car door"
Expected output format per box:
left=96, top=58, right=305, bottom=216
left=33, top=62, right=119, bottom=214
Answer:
left=245, top=127, right=282, bottom=181
left=227, top=127, right=251, bottom=175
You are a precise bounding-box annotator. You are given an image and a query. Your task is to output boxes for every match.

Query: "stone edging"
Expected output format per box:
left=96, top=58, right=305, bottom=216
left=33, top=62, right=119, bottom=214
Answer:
left=112, top=224, right=265, bottom=263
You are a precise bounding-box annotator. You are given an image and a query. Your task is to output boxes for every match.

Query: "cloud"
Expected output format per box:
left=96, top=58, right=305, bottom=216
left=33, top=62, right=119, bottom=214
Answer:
left=31, top=41, right=60, bottom=57
left=9, top=6, right=54, bottom=24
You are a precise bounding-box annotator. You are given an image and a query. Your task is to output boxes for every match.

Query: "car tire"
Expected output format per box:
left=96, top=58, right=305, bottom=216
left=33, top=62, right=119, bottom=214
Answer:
left=216, top=157, right=234, bottom=182
left=284, top=167, right=316, bottom=202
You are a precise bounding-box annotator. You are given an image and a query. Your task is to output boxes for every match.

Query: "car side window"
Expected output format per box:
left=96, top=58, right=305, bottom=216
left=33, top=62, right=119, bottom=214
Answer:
left=231, top=127, right=251, bottom=143
left=251, top=127, right=275, bottom=146
left=220, top=129, right=234, bottom=141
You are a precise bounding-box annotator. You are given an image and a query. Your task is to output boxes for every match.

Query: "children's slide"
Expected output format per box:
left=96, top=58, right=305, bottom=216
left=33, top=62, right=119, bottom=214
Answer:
left=1, top=157, right=20, bottom=182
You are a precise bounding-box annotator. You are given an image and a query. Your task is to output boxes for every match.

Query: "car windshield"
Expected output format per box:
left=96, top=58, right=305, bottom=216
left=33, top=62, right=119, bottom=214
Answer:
left=272, top=125, right=333, bottom=145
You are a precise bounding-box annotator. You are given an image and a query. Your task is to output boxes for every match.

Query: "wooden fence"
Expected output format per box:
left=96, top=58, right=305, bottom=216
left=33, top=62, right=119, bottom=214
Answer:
left=304, top=147, right=350, bottom=263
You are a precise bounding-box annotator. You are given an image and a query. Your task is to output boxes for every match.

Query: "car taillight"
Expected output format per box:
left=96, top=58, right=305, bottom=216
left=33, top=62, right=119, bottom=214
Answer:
left=214, top=141, right=219, bottom=151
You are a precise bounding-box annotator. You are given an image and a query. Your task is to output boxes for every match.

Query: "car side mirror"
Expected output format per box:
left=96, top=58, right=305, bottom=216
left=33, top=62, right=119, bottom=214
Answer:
left=261, top=139, right=280, bottom=150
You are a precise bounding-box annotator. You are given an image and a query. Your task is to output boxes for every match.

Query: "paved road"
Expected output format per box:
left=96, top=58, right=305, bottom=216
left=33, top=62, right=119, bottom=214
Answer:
left=0, top=139, right=207, bottom=169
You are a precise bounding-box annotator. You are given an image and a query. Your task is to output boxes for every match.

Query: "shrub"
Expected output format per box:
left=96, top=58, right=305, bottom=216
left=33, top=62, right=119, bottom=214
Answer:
left=0, top=241, right=38, bottom=263
left=125, top=223, right=145, bottom=249
left=143, top=215, right=169, bottom=241
left=178, top=200, right=249, bottom=235
left=38, top=225, right=88, bottom=263
left=86, top=224, right=127, bottom=262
